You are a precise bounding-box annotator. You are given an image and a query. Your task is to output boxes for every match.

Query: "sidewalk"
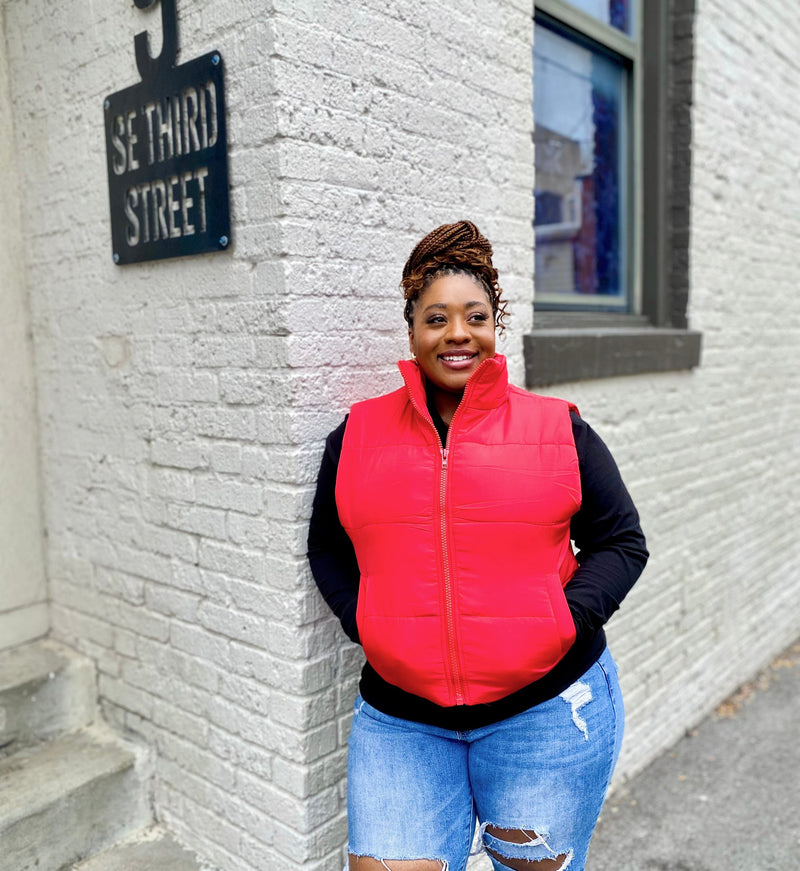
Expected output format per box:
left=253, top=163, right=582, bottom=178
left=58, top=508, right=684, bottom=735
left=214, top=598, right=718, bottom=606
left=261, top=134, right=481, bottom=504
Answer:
left=587, top=638, right=800, bottom=870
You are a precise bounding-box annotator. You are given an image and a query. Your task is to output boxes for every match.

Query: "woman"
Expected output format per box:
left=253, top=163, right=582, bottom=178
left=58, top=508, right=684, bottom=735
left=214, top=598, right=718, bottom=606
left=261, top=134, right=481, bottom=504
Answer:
left=308, top=221, right=648, bottom=871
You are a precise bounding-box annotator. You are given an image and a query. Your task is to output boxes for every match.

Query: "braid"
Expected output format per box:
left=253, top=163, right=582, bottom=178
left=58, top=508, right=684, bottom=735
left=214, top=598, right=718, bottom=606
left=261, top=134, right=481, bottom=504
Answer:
left=401, top=220, right=509, bottom=333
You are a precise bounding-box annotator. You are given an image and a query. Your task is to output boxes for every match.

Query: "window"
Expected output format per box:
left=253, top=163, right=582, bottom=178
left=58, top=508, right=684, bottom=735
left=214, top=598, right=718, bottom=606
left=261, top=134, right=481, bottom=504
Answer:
left=526, top=0, right=702, bottom=386
left=534, top=9, right=632, bottom=312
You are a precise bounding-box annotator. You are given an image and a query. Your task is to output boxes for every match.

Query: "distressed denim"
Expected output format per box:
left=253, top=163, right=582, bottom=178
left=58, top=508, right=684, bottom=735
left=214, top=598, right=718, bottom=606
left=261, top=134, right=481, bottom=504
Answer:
left=347, top=647, right=624, bottom=871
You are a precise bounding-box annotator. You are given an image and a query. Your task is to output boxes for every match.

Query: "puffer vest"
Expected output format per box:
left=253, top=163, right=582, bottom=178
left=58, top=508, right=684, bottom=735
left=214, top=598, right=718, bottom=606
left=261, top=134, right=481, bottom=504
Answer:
left=336, top=354, right=581, bottom=707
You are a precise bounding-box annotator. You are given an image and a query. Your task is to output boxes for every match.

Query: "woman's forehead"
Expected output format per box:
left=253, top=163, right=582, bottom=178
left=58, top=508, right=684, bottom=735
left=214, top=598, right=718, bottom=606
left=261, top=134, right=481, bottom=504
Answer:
left=419, top=272, right=492, bottom=306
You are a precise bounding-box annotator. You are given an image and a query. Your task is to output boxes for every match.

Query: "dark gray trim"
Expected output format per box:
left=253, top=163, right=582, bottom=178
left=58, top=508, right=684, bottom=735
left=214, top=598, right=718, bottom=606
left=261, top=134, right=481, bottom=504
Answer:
left=667, top=0, right=696, bottom=330
left=524, top=329, right=702, bottom=387
left=641, top=0, right=670, bottom=327
left=528, top=0, right=698, bottom=386
left=533, top=311, right=651, bottom=330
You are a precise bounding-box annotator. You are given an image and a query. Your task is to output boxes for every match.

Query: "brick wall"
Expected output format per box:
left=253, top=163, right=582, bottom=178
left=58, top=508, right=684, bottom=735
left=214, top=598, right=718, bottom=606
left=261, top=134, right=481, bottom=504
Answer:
left=0, top=6, right=48, bottom=650
left=2, top=0, right=799, bottom=868
left=2, top=1, right=307, bottom=867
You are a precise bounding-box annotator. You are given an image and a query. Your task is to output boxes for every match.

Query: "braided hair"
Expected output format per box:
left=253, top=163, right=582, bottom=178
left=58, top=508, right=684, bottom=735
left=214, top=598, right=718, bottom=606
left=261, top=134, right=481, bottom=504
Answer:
left=401, top=220, right=509, bottom=333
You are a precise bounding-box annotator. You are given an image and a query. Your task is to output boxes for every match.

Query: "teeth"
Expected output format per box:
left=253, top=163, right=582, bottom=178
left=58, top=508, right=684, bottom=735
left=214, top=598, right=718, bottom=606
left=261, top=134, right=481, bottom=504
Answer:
left=442, top=355, right=472, bottom=361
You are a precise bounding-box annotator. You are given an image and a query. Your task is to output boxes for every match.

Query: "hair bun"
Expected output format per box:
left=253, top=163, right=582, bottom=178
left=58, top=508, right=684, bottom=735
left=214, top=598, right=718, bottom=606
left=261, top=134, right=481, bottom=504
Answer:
left=402, top=220, right=493, bottom=279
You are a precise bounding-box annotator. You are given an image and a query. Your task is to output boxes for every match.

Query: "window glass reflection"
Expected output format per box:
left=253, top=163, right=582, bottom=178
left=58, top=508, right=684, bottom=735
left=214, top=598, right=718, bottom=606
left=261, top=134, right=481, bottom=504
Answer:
left=562, top=0, right=634, bottom=36
left=533, top=24, right=629, bottom=308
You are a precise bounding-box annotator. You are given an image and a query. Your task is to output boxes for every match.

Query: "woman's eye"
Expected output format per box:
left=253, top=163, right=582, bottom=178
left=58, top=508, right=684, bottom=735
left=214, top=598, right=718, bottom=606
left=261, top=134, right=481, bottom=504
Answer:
left=426, top=316, right=446, bottom=325
left=469, top=313, right=489, bottom=322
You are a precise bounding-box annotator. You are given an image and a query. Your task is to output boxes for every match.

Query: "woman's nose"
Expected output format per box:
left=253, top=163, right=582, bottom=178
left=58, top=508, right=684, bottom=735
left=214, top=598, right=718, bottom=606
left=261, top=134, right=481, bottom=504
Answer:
left=446, top=318, right=470, bottom=342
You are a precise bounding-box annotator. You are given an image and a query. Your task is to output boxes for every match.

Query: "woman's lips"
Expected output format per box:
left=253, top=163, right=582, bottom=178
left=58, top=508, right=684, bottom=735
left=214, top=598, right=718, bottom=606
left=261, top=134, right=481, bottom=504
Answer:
left=438, top=352, right=477, bottom=370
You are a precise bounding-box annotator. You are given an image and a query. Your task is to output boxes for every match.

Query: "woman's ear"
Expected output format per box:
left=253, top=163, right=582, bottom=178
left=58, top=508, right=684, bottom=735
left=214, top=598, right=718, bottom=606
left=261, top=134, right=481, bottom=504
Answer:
left=408, top=329, right=416, bottom=358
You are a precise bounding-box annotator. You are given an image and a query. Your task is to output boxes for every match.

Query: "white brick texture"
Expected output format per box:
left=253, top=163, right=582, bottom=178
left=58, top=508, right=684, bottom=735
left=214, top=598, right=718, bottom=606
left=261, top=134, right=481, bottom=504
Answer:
left=0, top=4, right=48, bottom=650
left=1, top=0, right=799, bottom=869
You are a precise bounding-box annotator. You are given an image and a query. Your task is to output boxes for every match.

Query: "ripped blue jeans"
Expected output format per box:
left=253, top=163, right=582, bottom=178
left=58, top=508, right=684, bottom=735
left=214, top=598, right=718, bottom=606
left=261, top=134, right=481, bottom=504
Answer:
left=347, top=646, right=624, bottom=871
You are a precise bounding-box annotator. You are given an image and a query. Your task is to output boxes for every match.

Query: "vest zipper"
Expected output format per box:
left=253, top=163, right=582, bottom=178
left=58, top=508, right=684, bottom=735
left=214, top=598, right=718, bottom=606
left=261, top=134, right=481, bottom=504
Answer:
left=404, top=389, right=467, bottom=706
left=439, top=443, right=465, bottom=705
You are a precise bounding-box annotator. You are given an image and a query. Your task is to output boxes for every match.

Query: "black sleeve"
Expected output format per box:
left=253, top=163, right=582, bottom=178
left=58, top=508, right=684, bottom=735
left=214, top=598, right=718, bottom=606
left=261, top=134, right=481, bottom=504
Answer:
left=307, top=418, right=361, bottom=643
left=565, top=412, right=649, bottom=644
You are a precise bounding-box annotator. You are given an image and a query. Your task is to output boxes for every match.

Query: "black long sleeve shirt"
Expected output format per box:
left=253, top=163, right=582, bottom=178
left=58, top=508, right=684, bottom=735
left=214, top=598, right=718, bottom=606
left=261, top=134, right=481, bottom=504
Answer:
left=308, top=404, right=648, bottom=731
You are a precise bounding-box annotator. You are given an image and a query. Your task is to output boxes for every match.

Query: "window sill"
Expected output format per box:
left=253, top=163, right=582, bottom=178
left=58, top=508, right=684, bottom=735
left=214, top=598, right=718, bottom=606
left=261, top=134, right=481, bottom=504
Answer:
left=523, top=326, right=702, bottom=387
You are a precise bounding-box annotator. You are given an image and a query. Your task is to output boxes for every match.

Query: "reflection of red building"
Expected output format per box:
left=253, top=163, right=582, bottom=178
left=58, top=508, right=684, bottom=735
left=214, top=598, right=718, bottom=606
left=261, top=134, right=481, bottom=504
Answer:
left=534, top=125, right=590, bottom=299
left=535, top=172, right=598, bottom=298
left=535, top=82, right=620, bottom=302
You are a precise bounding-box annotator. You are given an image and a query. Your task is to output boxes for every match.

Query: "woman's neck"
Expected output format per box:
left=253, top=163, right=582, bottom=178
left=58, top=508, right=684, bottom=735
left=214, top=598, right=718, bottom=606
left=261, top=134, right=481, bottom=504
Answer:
left=434, top=390, right=462, bottom=426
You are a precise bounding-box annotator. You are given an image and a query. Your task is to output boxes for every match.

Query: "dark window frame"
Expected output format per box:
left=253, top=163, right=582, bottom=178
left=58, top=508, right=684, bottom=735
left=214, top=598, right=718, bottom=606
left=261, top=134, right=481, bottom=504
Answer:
left=526, top=0, right=701, bottom=387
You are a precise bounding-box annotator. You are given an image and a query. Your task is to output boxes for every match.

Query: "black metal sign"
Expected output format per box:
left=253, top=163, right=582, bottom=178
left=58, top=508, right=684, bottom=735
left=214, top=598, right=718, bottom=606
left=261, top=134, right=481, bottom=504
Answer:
left=104, top=0, right=230, bottom=264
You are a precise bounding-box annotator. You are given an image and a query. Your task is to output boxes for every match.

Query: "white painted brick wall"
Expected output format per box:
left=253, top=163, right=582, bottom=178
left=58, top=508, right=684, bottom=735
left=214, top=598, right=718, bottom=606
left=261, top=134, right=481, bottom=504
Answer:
left=0, top=7, right=48, bottom=650
left=2, top=0, right=799, bottom=868
left=2, top=0, right=311, bottom=867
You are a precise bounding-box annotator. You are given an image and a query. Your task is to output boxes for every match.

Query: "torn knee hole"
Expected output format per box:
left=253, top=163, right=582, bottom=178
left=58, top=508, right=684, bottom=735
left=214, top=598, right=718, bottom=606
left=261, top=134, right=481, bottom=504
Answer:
left=481, top=826, right=572, bottom=871
left=348, top=855, right=447, bottom=871
left=484, top=825, right=544, bottom=845
left=485, top=848, right=571, bottom=871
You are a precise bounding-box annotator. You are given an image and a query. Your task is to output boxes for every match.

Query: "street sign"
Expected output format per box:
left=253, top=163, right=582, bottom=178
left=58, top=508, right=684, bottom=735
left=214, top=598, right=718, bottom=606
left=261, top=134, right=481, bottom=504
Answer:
left=104, top=0, right=230, bottom=264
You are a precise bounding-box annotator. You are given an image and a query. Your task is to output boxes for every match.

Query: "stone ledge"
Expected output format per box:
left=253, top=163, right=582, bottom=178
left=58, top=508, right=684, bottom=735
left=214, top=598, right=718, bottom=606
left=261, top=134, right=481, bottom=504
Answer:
left=524, top=328, right=703, bottom=387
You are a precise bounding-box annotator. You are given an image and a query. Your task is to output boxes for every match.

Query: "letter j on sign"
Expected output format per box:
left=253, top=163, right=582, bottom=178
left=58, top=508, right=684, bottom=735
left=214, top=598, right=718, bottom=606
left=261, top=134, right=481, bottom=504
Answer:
left=103, top=0, right=231, bottom=264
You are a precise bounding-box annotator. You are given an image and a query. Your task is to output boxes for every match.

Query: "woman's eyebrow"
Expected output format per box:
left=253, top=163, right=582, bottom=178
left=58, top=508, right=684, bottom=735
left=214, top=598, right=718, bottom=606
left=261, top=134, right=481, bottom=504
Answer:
left=422, top=300, right=489, bottom=313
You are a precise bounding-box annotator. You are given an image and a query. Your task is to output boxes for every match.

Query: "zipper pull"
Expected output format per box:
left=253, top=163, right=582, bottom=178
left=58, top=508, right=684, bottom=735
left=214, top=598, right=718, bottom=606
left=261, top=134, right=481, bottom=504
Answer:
left=441, top=448, right=449, bottom=469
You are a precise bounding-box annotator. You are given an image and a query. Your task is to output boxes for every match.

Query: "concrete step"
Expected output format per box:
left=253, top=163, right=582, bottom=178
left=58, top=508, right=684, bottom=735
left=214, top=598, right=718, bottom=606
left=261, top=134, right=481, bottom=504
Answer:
left=0, top=723, right=152, bottom=871
left=0, top=638, right=95, bottom=753
left=71, top=826, right=210, bottom=871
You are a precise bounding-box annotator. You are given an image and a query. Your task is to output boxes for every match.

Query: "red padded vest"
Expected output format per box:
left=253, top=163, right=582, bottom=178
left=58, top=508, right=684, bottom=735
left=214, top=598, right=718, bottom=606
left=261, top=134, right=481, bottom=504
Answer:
left=336, top=354, right=581, bottom=707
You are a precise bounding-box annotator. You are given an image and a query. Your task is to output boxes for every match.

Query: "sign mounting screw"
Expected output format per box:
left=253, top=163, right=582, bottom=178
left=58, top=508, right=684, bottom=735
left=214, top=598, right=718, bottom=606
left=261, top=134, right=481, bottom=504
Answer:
left=219, top=236, right=229, bottom=248
left=113, top=253, right=120, bottom=263
left=212, top=54, right=220, bottom=66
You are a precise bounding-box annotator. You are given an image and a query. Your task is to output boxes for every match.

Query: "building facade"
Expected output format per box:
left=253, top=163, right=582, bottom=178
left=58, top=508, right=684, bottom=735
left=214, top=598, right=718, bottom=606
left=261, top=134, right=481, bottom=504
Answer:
left=1, top=0, right=799, bottom=867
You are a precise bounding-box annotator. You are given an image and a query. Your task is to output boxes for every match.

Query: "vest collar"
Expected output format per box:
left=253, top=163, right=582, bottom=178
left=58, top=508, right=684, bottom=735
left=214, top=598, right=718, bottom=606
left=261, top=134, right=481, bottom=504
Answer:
left=397, top=353, right=510, bottom=417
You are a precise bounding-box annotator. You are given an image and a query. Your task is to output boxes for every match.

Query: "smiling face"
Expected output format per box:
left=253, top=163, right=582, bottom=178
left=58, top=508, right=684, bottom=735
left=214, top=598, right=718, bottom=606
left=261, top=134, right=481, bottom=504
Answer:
left=408, top=271, right=496, bottom=424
